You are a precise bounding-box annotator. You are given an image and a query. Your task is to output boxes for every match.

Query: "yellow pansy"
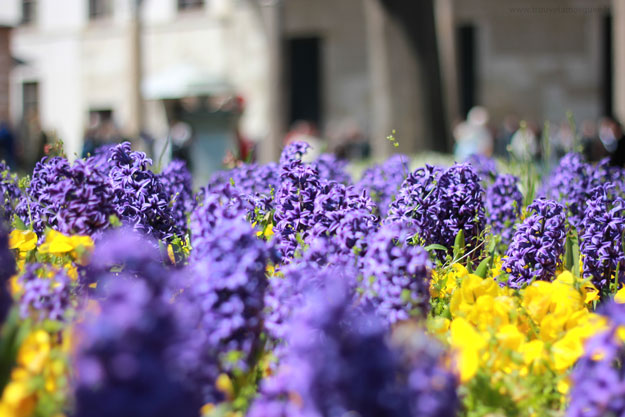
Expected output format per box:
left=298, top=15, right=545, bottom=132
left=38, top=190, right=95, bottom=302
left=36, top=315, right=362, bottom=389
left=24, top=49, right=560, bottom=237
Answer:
left=615, top=286, right=625, bottom=304
left=496, top=324, right=524, bottom=350
left=18, top=330, right=51, bottom=375
left=9, top=230, right=37, bottom=252
left=167, top=244, right=176, bottom=265
left=430, top=263, right=467, bottom=298
left=39, top=230, right=93, bottom=256
left=550, top=327, right=588, bottom=371
left=450, top=274, right=502, bottom=318
left=215, top=373, right=234, bottom=400
left=450, top=317, right=487, bottom=382
left=0, top=379, right=35, bottom=417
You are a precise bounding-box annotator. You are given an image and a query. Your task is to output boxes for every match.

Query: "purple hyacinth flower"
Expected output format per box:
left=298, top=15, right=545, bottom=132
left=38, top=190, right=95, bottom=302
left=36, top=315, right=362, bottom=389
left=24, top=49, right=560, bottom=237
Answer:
left=502, top=198, right=567, bottom=288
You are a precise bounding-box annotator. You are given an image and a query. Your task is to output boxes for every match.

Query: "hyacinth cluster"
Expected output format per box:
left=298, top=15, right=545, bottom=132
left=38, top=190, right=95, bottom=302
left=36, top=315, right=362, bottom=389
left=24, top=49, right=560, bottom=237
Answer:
left=73, top=278, right=201, bottom=417
left=362, top=222, right=432, bottom=324
left=190, top=184, right=248, bottom=260
left=0, top=225, right=14, bottom=323
left=566, top=302, right=625, bottom=417
left=388, top=163, right=485, bottom=256
left=17, top=156, right=115, bottom=236
left=250, top=280, right=458, bottom=417
left=264, top=240, right=359, bottom=344
left=485, top=174, right=523, bottom=245
left=0, top=161, right=20, bottom=222
left=579, top=184, right=625, bottom=292
left=464, top=153, right=497, bottom=183
left=85, top=227, right=170, bottom=291
left=503, top=198, right=567, bottom=288
left=209, top=162, right=280, bottom=222
left=18, top=264, right=71, bottom=322
left=273, top=143, right=322, bottom=256
left=181, top=217, right=270, bottom=370
left=310, top=182, right=377, bottom=244
left=108, top=142, right=179, bottom=240
left=356, top=154, right=408, bottom=216
left=158, top=160, right=195, bottom=234
left=311, top=153, right=351, bottom=184
left=542, top=153, right=621, bottom=228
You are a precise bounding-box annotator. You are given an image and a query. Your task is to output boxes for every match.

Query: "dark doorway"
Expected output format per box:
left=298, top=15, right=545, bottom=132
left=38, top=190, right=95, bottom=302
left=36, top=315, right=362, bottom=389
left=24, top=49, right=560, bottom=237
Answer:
left=457, top=24, right=477, bottom=118
left=601, top=13, right=613, bottom=118
left=287, top=37, right=322, bottom=128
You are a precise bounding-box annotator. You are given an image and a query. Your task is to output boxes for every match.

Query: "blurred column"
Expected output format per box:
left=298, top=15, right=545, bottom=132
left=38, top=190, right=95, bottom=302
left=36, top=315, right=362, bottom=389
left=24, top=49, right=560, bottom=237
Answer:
left=259, top=0, right=285, bottom=163
left=614, top=0, right=625, bottom=122
left=0, top=26, right=10, bottom=123
left=434, top=0, right=459, bottom=150
left=364, top=0, right=393, bottom=160
left=128, top=0, right=144, bottom=140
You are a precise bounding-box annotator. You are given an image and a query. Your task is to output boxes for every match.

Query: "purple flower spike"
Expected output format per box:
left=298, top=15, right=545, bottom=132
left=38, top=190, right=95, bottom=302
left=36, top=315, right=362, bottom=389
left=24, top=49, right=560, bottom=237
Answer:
left=502, top=198, right=567, bottom=288
left=361, top=222, right=431, bottom=324
left=565, top=302, right=625, bottom=417
left=580, top=184, right=625, bottom=292
left=486, top=174, right=523, bottom=245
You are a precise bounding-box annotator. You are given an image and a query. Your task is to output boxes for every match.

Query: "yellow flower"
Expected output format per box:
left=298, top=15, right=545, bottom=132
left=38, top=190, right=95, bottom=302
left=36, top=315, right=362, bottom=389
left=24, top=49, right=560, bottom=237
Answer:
left=167, top=244, right=176, bottom=265
left=0, top=379, right=35, bottom=417
left=496, top=324, right=524, bottom=350
left=18, top=330, right=51, bottom=375
left=450, top=317, right=487, bottom=382
left=428, top=316, right=451, bottom=337
left=39, top=230, right=93, bottom=257
left=557, top=378, right=571, bottom=395
left=450, top=274, right=502, bottom=318
left=9, top=230, right=37, bottom=252
left=615, top=286, right=625, bottom=304
left=430, top=263, right=467, bottom=298
left=551, top=328, right=587, bottom=371
left=215, top=373, right=234, bottom=400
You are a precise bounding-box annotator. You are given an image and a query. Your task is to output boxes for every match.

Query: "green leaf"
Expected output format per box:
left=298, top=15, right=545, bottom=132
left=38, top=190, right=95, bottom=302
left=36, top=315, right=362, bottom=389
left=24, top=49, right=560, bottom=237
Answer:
left=453, top=229, right=465, bottom=260
left=474, top=257, right=492, bottom=278
left=564, top=230, right=580, bottom=276
left=424, top=243, right=447, bottom=253
left=11, top=215, right=26, bottom=231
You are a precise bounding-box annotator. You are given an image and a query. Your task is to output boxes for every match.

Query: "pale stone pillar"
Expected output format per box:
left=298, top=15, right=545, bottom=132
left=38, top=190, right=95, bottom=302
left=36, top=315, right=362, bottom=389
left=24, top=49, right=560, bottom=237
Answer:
left=128, top=0, right=144, bottom=141
left=259, top=0, right=285, bottom=163
left=434, top=0, right=459, bottom=149
left=614, top=0, right=625, bottom=122
left=364, top=0, right=393, bottom=161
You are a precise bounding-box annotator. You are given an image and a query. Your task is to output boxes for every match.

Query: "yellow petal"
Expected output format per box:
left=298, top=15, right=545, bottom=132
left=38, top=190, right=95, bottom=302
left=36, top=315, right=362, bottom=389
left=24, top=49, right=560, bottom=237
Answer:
left=615, top=286, right=625, bottom=304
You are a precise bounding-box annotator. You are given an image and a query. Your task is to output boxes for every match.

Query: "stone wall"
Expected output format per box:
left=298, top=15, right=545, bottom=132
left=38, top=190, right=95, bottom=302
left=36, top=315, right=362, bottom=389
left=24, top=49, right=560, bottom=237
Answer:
left=453, top=0, right=611, bottom=126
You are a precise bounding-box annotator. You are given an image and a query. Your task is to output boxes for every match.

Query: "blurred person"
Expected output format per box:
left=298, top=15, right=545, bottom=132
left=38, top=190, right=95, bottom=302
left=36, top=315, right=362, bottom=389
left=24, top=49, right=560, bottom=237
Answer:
left=599, top=117, right=619, bottom=154
left=333, top=120, right=370, bottom=160
left=232, top=96, right=254, bottom=162
left=169, top=118, right=193, bottom=168
left=553, top=121, right=575, bottom=159
left=580, top=119, right=606, bottom=162
left=82, top=113, right=122, bottom=158
left=509, top=120, right=538, bottom=161
left=0, top=122, right=15, bottom=168
left=607, top=119, right=625, bottom=167
left=453, top=106, right=493, bottom=161
left=284, top=120, right=323, bottom=162
left=495, top=115, right=518, bottom=158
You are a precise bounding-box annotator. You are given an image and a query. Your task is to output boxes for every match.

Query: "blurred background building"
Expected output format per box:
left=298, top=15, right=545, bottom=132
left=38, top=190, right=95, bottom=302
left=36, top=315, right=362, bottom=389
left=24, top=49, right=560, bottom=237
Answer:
left=0, top=0, right=621, bottom=174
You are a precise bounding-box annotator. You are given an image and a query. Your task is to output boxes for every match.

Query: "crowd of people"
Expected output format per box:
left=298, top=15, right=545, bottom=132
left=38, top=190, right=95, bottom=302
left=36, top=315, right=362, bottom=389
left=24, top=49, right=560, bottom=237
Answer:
left=453, top=106, right=625, bottom=167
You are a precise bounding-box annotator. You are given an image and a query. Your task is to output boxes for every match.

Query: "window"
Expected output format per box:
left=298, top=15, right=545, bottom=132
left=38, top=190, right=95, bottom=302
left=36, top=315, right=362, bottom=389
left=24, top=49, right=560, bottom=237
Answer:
left=21, top=0, right=36, bottom=25
left=22, top=82, right=39, bottom=117
left=177, top=0, right=204, bottom=11
left=89, top=0, right=112, bottom=20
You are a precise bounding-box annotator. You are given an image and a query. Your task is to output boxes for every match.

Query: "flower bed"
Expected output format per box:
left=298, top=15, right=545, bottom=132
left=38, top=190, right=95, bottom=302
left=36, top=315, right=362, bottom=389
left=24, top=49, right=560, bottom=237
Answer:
left=0, top=142, right=624, bottom=417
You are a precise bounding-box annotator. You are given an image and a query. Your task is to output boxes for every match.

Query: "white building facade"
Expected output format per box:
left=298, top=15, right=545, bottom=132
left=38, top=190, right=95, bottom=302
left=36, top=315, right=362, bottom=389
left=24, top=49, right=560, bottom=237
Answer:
left=0, top=0, right=271, bottom=162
